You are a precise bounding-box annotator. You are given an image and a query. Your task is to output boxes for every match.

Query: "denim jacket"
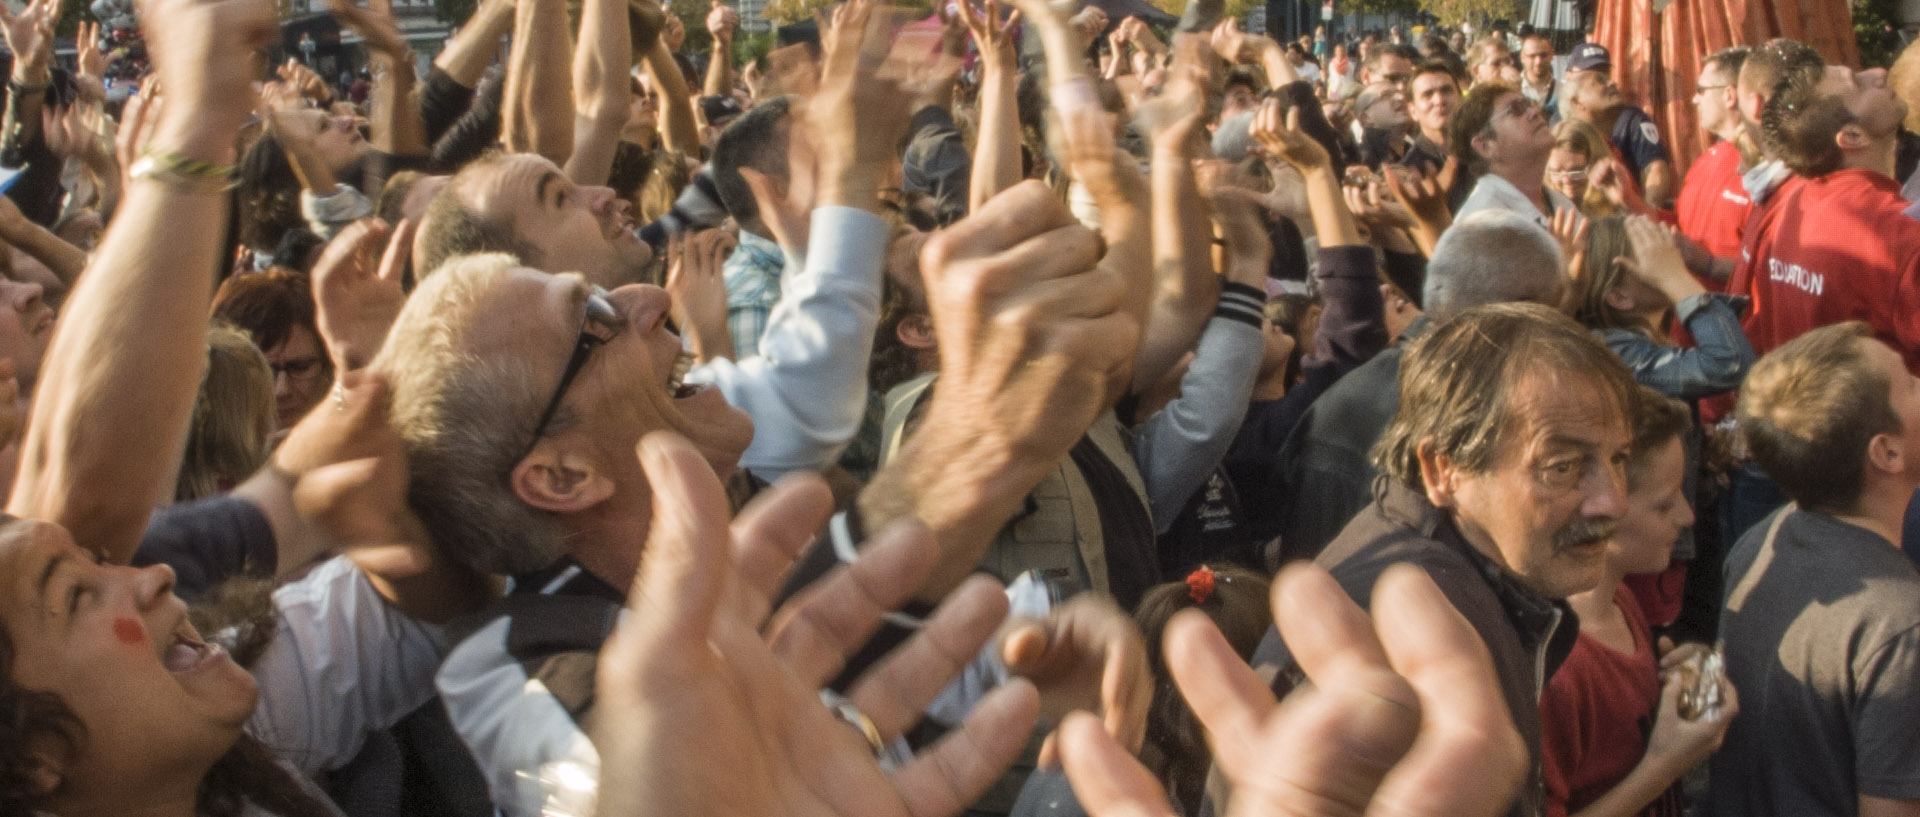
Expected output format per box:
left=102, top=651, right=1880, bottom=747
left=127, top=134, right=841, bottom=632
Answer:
left=1601, top=292, right=1755, bottom=400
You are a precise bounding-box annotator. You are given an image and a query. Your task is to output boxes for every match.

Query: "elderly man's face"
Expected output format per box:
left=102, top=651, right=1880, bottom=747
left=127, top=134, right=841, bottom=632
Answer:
left=1568, top=72, right=1624, bottom=119
left=479, top=267, right=753, bottom=485
left=464, top=154, right=655, bottom=288
left=1436, top=369, right=1629, bottom=599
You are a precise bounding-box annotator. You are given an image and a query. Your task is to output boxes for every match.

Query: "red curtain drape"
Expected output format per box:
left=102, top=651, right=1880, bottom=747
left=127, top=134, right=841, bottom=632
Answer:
left=1591, top=0, right=1859, bottom=174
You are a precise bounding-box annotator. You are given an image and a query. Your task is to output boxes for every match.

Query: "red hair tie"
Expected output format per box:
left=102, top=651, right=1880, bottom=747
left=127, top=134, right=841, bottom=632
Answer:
left=1186, top=566, right=1217, bottom=605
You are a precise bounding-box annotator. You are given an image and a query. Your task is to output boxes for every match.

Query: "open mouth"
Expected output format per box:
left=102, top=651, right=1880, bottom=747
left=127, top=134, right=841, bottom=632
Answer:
left=665, top=350, right=700, bottom=398
left=163, top=629, right=224, bottom=673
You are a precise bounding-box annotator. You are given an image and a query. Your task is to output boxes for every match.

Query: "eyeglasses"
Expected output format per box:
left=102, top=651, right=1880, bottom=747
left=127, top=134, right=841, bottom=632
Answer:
left=1695, top=83, right=1730, bottom=94
left=1547, top=167, right=1589, bottom=182
left=270, top=355, right=329, bottom=383
left=523, top=286, right=628, bottom=456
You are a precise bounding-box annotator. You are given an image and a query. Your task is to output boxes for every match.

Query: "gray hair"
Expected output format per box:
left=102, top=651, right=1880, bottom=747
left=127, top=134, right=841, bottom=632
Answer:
left=1424, top=209, right=1566, bottom=320
left=369, top=253, right=565, bottom=575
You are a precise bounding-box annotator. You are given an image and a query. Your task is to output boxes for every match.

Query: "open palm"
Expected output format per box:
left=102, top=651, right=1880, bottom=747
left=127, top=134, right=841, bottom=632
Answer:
left=592, top=434, right=1041, bottom=817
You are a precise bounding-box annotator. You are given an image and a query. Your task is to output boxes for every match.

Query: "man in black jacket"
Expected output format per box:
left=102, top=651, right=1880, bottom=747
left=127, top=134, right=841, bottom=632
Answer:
left=1270, top=208, right=1566, bottom=564
left=1254, top=302, right=1639, bottom=817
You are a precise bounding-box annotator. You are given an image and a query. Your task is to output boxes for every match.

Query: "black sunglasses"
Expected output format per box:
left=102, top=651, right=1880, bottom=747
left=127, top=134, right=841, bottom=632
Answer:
left=522, top=287, right=628, bottom=457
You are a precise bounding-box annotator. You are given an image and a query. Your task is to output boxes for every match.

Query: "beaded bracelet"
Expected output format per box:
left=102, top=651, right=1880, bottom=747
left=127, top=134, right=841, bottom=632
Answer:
left=129, top=151, right=237, bottom=195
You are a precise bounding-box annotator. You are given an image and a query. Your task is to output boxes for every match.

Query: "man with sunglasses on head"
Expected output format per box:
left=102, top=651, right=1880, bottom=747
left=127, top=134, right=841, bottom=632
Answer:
left=1452, top=81, right=1572, bottom=228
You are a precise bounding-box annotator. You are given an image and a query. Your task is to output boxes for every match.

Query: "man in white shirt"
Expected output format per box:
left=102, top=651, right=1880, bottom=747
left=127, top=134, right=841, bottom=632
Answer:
left=1452, top=81, right=1574, bottom=228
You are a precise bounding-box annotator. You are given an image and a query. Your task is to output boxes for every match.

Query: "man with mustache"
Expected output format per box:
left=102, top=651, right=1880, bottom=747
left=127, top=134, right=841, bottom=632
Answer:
left=1253, top=301, right=1637, bottom=817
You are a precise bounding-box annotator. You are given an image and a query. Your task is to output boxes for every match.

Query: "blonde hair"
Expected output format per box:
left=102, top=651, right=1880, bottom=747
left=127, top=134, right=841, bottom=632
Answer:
left=370, top=252, right=564, bottom=575
left=176, top=325, right=276, bottom=501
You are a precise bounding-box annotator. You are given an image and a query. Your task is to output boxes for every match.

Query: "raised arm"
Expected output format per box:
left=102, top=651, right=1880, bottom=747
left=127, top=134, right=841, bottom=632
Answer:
left=644, top=39, right=700, bottom=157
left=1249, top=96, right=1361, bottom=248
left=502, top=0, right=575, bottom=164
left=958, top=0, right=1019, bottom=213
left=8, top=0, right=276, bottom=563
left=681, top=0, right=909, bottom=477
left=1012, top=0, right=1151, bottom=394
left=858, top=181, right=1139, bottom=602
left=333, top=0, right=429, bottom=159
left=1130, top=186, right=1268, bottom=530
left=1129, top=35, right=1221, bottom=391
left=435, top=0, right=514, bottom=88
left=704, top=2, right=740, bottom=98
left=564, top=0, right=633, bottom=184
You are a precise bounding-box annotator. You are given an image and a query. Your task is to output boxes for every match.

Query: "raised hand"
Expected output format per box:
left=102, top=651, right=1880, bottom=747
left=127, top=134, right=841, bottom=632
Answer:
left=328, top=0, right=410, bottom=60
left=1067, top=5, right=1108, bottom=49
left=287, top=371, right=486, bottom=623
left=75, top=21, right=107, bottom=101
left=139, top=0, right=279, bottom=158
left=1059, top=563, right=1529, bottom=817
left=592, top=432, right=1041, bottom=817
left=955, top=0, right=1019, bottom=68
left=858, top=180, right=1140, bottom=600
left=1343, top=179, right=1416, bottom=233
left=1001, top=593, right=1152, bottom=767
left=660, top=12, right=686, bottom=50
left=807, top=0, right=912, bottom=212
left=313, top=218, right=412, bottom=373
left=1248, top=96, right=1329, bottom=171
left=1550, top=205, right=1590, bottom=277
left=1382, top=162, right=1450, bottom=226
left=1623, top=214, right=1704, bottom=304
left=1209, top=18, right=1254, bottom=65
left=706, top=0, right=738, bottom=41
left=0, top=0, right=55, bottom=82
left=665, top=228, right=735, bottom=363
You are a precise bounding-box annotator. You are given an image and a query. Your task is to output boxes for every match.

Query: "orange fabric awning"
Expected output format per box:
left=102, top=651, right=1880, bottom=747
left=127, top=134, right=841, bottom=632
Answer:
left=1592, top=0, right=1859, bottom=173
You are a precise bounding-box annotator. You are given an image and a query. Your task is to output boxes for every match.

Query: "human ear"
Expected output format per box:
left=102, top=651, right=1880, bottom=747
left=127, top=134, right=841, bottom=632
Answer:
left=1415, top=437, right=1458, bottom=508
left=511, top=445, right=618, bottom=513
left=896, top=314, right=937, bottom=349
left=1868, top=431, right=1906, bottom=476
left=1837, top=123, right=1872, bottom=152
left=1603, top=280, right=1638, bottom=312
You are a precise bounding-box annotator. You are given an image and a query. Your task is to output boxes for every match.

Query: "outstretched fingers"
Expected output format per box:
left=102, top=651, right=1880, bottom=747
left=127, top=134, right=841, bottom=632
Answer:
left=846, top=574, right=1008, bottom=738
left=766, top=519, right=939, bottom=688
left=1364, top=564, right=1528, bottom=817
left=889, top=678, right=1040, bottom=817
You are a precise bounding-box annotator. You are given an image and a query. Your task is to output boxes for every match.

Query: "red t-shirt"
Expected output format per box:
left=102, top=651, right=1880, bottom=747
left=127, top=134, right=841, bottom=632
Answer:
left=1540, top=586, right=1683, bottom=817
left=1676, top=140, right=1752, bottom=283
left=1731, top=168, right=1920, bottom=371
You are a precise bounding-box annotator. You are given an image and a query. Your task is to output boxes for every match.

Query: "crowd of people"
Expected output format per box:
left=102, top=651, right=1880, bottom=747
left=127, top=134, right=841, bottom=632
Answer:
left=0, top=0, right=1918, bottom=814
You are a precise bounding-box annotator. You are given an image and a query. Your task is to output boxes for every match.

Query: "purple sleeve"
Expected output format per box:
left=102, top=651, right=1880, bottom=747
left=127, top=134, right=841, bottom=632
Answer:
left=1298, top=244, right=1389, bottom=391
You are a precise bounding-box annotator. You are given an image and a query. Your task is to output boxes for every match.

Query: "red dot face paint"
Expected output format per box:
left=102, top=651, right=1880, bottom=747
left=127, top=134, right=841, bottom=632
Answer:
left=113, top=617, right=145, bottom=646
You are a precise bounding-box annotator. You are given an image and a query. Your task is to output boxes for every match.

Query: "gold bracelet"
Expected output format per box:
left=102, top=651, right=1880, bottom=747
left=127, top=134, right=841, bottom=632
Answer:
left=129, top=151, right=236, bottom=195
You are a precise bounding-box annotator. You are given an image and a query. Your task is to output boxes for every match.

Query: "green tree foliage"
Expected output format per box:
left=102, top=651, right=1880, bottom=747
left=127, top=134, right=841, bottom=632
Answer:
left=1421, top=0, right=1522, bottom=26
left=1145, top=0, right=1261, bottom=23
left=1854, top=0, right=1900, bottom=68
left=1340, top=0, right=1418, bottom=16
